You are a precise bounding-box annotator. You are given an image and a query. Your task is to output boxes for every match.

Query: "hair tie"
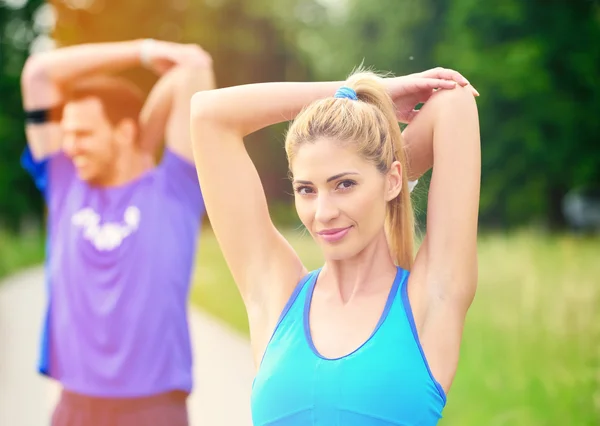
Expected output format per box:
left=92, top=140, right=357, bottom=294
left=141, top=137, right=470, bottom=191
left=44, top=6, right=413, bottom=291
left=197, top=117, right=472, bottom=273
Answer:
left=334, top=86, right=358, bottom=101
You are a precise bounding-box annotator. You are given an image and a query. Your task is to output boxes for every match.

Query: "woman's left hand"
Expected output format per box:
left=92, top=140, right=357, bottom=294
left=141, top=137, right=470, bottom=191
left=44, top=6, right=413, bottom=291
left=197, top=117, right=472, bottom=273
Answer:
left=387, top=67, right=479, bottom=123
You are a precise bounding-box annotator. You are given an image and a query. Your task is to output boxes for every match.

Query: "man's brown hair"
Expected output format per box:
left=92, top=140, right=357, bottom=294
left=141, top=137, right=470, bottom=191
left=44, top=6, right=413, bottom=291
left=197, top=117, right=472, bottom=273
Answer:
left=64, top=75, right=144, bottom=127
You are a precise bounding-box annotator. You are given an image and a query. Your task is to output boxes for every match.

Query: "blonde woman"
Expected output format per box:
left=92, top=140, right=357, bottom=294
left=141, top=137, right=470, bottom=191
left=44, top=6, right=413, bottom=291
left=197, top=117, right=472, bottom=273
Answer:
left=191, top=67, right=480, bottom=425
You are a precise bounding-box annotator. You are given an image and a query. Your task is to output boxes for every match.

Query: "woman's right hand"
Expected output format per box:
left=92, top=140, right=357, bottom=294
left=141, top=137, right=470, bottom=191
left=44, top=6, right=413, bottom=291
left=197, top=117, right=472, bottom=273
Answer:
left=387, top=67, right=479, bottom=123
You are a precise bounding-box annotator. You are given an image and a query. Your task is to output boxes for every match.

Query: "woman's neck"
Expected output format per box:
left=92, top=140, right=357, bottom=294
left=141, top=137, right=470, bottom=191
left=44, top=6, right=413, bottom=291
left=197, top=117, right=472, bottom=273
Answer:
left=320, top=232, right=398, bottom=304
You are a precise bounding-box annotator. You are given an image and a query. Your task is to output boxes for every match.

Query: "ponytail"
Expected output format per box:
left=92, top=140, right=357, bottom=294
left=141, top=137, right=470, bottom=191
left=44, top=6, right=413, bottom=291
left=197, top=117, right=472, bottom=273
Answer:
left=345, top=72, right=415, bottom=270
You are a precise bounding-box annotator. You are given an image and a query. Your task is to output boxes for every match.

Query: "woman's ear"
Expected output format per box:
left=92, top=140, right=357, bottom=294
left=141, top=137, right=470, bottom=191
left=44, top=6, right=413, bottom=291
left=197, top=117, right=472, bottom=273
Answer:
left=385, top=160, right=403, bottom=201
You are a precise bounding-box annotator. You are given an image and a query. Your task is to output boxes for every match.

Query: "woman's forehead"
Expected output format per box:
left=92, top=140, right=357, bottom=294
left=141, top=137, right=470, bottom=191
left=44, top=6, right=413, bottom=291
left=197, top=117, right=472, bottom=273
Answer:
left=290, top=139, right=374, bottom=181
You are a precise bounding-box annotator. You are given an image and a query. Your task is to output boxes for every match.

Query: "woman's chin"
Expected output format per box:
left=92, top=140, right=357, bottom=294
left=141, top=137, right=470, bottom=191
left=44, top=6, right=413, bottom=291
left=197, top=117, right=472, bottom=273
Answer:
left=320, top=244, right=359, bottom=262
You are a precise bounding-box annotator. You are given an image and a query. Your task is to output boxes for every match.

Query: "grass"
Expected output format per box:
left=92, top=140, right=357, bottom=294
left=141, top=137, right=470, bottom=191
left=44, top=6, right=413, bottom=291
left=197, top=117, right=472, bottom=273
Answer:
left=0, top=228, right=45, bottom=281
left=191, top=228, right=600, bottom=426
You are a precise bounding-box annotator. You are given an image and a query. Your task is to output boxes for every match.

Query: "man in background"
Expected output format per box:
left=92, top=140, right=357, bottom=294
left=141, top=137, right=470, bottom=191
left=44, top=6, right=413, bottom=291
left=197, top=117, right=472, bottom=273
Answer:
left=20, top=38, right=214, bottom=425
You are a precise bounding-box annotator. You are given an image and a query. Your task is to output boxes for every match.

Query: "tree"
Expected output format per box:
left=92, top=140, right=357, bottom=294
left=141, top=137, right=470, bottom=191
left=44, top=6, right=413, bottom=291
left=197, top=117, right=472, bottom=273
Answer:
left=0, top=0, right=46, bottom=231
left=436, top=0, right=600, bottom=228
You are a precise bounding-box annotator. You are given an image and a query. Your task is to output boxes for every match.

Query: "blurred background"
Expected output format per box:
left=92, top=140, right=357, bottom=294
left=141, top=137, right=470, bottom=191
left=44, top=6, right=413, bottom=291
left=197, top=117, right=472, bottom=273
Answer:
left=0, top=0, right=599, bottom=425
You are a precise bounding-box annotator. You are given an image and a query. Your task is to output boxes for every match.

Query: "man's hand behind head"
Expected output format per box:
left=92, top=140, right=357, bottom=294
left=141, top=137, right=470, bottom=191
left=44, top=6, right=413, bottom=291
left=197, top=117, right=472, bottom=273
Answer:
left=143, top=40, right=212, bottom=75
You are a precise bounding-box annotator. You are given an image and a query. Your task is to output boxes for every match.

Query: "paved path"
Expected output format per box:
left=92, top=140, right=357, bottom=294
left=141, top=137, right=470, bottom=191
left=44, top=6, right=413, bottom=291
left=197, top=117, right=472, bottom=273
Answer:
left=0, top=267, right=255, bottom=426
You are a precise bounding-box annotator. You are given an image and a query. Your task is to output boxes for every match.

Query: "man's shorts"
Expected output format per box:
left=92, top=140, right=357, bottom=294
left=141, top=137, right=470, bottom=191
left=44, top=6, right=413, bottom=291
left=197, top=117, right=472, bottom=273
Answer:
left=51, top=388, right=189, bottom=426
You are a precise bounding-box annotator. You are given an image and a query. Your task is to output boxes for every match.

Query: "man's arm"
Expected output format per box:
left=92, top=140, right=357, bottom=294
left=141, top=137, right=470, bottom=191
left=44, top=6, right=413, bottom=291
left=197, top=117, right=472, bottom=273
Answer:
left=139, top=63, right=215, bottom=162
left=21, top=39, right=212, bottom=161
left=20, top=40, right=147, bottom=160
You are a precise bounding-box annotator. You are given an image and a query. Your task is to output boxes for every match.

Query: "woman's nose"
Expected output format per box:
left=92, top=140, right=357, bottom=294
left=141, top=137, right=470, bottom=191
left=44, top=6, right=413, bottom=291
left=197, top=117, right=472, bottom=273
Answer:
left=314, top=193, right=340, bottom=224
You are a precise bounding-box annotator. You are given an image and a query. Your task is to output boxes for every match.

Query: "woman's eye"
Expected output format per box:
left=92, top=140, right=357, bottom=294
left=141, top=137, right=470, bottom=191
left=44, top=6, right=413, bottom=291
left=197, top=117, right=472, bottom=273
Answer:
left=295, top=186, right=313, bottom=195
left=337, top=180, right=356, bottom=191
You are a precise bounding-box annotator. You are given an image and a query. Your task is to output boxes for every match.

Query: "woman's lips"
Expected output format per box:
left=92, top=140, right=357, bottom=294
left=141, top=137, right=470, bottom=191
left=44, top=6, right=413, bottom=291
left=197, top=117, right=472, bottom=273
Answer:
left=316, top=226, right=352, bottom=243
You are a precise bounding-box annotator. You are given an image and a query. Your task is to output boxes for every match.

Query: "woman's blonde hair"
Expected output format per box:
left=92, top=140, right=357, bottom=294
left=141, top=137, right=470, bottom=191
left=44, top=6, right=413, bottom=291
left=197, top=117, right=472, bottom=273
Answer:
left=285, top=70, right=415, bottom=270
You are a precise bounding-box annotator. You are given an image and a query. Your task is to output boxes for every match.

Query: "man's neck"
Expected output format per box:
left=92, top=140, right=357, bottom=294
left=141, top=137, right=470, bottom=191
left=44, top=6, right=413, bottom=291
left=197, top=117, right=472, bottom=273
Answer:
left=95, top=151, right=155, bottom=188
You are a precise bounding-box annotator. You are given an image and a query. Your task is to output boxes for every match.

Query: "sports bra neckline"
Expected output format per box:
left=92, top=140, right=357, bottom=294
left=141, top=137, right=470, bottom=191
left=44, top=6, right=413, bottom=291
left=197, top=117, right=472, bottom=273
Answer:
left=302, top=266, right=405, bottom=361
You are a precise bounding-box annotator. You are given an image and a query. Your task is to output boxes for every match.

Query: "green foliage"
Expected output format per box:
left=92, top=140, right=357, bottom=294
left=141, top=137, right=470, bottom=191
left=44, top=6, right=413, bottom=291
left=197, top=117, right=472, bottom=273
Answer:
left=0, top=0, right=45, bottom=231
left=0, top=227, right=45, bottom=279
left=191, top=228, right=600, bottom=425
left=435, top=0, right=600, bottom=227
left=275, top=0, right=448, bottom=80
left=269, top=200, right=303, bottom=229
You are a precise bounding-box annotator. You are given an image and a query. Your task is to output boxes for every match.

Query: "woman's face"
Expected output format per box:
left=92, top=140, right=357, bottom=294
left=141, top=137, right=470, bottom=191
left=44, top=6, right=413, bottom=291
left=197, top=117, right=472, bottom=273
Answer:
left=291, top=138, right=402, bottom=261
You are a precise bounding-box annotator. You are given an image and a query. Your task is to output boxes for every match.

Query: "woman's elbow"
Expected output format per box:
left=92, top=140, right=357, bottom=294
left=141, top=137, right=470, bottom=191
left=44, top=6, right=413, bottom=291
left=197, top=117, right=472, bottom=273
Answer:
left=190, top=92, right=215, bottom=149
left=190, top=91, right=214, bottom=122
left=191, top=90, right=241, bottom=139
left=436, top=84, right=478, bottom=118
left=424, top=84, right=475, bottom=117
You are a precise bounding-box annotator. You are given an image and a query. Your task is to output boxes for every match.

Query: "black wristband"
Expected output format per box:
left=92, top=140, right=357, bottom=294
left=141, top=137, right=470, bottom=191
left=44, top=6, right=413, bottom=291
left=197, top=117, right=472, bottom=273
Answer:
left=25, top=108, right=49, bottom=124
left=25, top=105, right=63, bottom=124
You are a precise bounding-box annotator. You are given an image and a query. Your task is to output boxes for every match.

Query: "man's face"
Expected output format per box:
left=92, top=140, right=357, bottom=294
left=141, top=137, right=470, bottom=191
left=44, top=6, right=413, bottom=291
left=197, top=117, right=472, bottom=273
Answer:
left=61, top=96, right=119, bottom=184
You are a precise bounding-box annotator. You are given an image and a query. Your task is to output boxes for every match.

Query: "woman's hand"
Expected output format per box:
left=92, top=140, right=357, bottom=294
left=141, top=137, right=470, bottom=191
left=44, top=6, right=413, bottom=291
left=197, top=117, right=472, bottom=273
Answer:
left=387, top=67, right=479, bottom=123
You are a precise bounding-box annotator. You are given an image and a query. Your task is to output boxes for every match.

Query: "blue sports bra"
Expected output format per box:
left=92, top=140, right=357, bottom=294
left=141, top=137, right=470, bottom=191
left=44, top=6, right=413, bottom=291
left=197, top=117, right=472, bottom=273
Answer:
left=251, top=266, right=446, bottom=425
